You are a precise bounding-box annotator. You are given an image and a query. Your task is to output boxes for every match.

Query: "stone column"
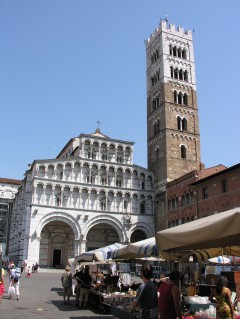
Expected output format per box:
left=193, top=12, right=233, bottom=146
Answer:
left=80, top=239, right=87, bottom=254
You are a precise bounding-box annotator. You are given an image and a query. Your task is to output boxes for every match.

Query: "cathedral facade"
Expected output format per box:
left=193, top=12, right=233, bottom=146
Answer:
left=8, top=130, right=154, bottom=267
left=8, top=19, right=204, bottom=267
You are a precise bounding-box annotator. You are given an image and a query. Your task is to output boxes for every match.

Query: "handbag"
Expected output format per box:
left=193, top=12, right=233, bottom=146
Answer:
left=8, top=285, right=15, bottom=295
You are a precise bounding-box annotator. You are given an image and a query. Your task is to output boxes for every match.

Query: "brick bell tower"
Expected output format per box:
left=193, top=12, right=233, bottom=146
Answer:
left=146, top=20, right=201, bottom=231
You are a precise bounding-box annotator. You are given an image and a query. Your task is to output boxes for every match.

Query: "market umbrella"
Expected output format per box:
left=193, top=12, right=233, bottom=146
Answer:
left=208, top=256, right=231, bottom=264
left=75, top=243, right=126, bottom=262
left=156, top=208, right=240, bottom=252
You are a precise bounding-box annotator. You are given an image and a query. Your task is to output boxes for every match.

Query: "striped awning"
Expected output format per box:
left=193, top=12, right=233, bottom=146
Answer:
left=111, top=237, right=158, bottom=259
left=75, top=243, right=126, bottom=262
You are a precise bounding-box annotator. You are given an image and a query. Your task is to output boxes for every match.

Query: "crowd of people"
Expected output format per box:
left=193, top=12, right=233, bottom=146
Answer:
left=60, top=263, right=236, bottom=319
left=0, top=259, right=39, bottom=303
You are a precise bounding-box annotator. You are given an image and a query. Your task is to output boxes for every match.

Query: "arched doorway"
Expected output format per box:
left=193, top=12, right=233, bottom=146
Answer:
left=86, top=223, right=119, bottom=251
left=39, top=220, right=75, bottom=268
left=130, top=229, right=147, bottom=243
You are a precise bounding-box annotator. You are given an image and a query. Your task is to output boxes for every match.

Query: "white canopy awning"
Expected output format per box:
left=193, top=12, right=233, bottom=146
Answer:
left=111, top=237, right=158, bottom=259
left=75, top=243, right=126, bottom=262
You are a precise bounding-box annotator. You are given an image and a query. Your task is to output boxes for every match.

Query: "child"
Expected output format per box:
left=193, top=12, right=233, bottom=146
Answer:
left=0, top=276, right=4, bottom=304
left=27, top=266, right=31, bottom=278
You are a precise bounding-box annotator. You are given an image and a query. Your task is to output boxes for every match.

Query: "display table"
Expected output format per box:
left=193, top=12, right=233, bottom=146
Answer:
left=88, top=290, right=136, bottom=314
left=111, top=305, right=137, bottom=319
left=188, top=303, right=215, bottom=314
left=183, top=296, right=215, bottom=315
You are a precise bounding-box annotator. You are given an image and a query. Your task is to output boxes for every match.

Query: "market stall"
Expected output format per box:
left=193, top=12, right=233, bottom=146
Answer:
left=156, top=208, right=240, bottom=318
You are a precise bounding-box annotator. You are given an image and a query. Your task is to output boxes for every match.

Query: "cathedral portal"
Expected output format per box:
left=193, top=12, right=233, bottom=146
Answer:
left=39, top=220, right=75, bottom=267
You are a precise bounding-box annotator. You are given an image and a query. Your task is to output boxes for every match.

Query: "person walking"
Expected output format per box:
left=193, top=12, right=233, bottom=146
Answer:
left=78, top=265, right=92, bottom=308
left=209, top=276, right=235, bottom=319
left=61, top=265, right=72, bottom=305
left=132, top=263, right=158, bottom=319
left=73, top=265, right=84, bottom=306
left=26, top=266, right=31, bottom=278
left=8, top=273, right=20, bottom=300
left=158, top=270, right=182, bottom=319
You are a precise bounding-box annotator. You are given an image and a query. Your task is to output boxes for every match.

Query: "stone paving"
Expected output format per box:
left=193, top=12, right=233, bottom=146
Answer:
left=0, top=270, right=112, bottom=319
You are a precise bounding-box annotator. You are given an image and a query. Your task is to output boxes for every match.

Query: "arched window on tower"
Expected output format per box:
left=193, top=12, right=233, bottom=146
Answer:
left=170, top=66, right=174, bottom=78
left=184, top=70, right=188, bottom=82
left=155, top=147, right=160, bottom=160
left=157, top=119, right=160, bottom=133
left=182, top=49, right=187, bottom=59
left=153, top=122, right=157, bottom=135
left=179, top=69, right=183, bottom=81
left=177, top=116, right=181, bottom=130
left=181, top=145, right=187, bottom=159
left=182, top=118, right=188, bottom=131
left=178, top=47, right=182, bottom=58
left=169, top=44, right=173, bottom=55
left=173, top=46, right=177, bottom=57
left=174, top=90, right=177, bottom=103
left=174, top=68, right=178, bottom=79
left=178, top=92, right=182, bottom=105
left=183, top=93, right=188, bottom=106
left=152, top=98, right=156, bottom=110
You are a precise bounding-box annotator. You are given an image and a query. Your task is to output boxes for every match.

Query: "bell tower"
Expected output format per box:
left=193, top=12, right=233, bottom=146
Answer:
left=146, top=20, right=201, bottom=230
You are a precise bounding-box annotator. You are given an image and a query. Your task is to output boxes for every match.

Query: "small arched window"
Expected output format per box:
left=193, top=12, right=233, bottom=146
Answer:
left=157, top=119, right=160, bottom=133
left=174, top=68, right=178, bottom=79
left=178, top=48, right=182, bottom=58
left=154, top=122, right=157, bottom=135
left=182, top=49, right=187, bottom=59
left=155, top=147, right=160, bottom=160
left=173, top=46, right=177, bottom=56
left=170, top=66, right=174, bottom=78
left=179, top=69, right=183, bottom=81
left=181, top=145, right=187, bottom=159
left=177, top=116, right=181, bottom=130
left=183, top=93, right=188, bottom=106
left=174, top=90, right=177, bottom=103
left=178, top=92, right=182, bottom=105
left=182, top=118, right=188, bottom=131
left=169, top=45, right=173, bottom=55
left=184, top=70, right=188, bottom=82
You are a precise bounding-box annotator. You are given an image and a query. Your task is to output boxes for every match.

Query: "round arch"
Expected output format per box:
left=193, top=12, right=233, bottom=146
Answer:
left=35, top=211, right=81, bottom=240
left=84, top=214, right=125, bottom=242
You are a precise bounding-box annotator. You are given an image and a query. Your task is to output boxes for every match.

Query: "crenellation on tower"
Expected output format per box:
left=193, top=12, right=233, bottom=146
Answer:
left=146, top=20, right=193, bottom=47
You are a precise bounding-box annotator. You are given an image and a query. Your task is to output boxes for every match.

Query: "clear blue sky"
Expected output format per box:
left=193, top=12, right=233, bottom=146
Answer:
left=0, top=0, right=239, bottom=180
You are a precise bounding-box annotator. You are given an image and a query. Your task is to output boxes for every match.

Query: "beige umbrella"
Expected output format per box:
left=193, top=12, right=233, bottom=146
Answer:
left=156, top=208, right=240, bottom=252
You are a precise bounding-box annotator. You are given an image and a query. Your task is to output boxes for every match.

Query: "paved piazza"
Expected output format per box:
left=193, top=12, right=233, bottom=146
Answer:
left=0, top=270, right=112, bottom=319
